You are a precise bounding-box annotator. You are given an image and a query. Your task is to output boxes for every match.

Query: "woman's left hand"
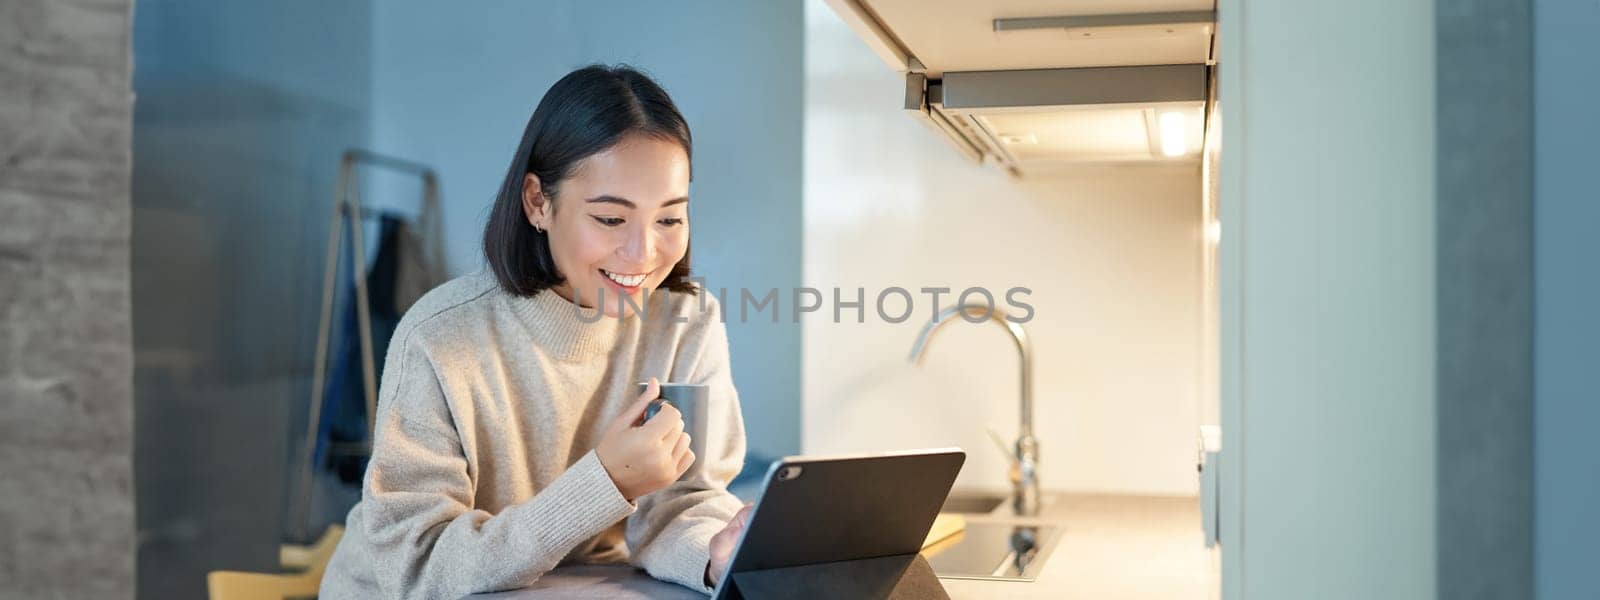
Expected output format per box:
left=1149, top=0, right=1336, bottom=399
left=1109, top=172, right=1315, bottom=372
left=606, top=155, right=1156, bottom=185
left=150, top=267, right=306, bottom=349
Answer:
left=706, top=503, right=754, bottom=587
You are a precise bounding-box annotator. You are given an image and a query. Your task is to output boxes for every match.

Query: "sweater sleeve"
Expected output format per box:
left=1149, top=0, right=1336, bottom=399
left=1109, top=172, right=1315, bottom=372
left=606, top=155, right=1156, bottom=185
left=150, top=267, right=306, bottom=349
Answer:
left=624, top=298, right=750, bottom=593
left=359, top=334, right=637, bottom=600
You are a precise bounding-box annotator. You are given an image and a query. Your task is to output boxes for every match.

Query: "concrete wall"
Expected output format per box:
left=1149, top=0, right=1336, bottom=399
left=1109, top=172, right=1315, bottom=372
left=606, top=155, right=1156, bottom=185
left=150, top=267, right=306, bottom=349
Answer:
left=0, top=0, right=137, bottom=597
left=1219, top=0, right=1437, bottom=597
left=369, top=0, right=805, bottom=460
left=1436, top=0, right=1534, bottom=597
left=804, top=1, right=1204, bottom=496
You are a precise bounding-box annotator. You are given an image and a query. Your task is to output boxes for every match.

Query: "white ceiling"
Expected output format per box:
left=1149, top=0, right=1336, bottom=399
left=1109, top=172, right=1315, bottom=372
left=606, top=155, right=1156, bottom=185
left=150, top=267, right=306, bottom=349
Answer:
left=862, top=0, right=1215, bottom=77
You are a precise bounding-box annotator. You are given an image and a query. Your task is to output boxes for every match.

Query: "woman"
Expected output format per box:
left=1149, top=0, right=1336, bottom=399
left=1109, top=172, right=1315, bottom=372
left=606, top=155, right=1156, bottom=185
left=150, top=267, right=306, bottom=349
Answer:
left=321, top=65, right=752, bottom=598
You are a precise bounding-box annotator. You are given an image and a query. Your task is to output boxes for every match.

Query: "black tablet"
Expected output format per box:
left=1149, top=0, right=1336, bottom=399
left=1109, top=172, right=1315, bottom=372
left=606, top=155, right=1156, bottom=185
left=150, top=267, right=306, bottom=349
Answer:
left=710, top=448, right=966, bottom=600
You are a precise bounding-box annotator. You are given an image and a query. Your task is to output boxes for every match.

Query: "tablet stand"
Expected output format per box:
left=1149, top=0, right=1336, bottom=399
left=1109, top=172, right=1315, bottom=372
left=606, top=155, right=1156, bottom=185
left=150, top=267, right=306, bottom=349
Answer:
left=724, top=553, right=949, bottom=600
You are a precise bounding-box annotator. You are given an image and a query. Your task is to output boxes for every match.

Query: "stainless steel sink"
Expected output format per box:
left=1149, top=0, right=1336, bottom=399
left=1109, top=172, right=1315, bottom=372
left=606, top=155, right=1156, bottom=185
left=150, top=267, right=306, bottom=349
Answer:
left=941, top=492, right=1007, bottom=515
left=924, top=522, right=1062, bottom=582
left=928, top=490, right=1063, bottom=581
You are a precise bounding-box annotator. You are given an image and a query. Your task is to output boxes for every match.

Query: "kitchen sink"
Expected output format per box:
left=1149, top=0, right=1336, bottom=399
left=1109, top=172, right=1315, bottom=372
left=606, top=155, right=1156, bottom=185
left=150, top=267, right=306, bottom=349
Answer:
left=923, top=522, right=1062, bottom=582
left=928, top=490, right=1064, bottom=581
left=940, top=492, right=1008, bottom=515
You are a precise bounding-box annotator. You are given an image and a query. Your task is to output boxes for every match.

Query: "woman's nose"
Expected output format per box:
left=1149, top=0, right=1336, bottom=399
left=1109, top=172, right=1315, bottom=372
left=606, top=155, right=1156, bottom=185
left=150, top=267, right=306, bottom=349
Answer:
left=618, top=222, right=655, bottom=264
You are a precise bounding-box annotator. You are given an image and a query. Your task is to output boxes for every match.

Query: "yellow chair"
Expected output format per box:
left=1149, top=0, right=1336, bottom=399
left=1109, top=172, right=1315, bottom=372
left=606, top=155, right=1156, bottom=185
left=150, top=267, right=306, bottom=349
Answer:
left=207, top=525, right=344, bottom=600
left=278, top=525, right=345, bottom=571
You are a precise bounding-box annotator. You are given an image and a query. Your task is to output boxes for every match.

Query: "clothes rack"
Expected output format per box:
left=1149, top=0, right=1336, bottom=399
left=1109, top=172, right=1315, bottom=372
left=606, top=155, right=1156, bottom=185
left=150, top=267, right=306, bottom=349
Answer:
left=292, top=149, right=443, bottom=540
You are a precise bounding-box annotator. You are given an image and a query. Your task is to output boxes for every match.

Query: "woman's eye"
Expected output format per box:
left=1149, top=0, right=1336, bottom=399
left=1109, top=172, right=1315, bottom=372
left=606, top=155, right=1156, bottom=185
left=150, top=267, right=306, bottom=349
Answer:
left=657, top=217, right=686, bottom=227
left=591, top=216, right=625, bottom=227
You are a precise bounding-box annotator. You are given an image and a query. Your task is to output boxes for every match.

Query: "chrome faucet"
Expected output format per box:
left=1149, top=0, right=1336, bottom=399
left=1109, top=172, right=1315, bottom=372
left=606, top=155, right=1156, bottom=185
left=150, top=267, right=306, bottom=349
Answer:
left=909, top=304, right=1041, bottom=517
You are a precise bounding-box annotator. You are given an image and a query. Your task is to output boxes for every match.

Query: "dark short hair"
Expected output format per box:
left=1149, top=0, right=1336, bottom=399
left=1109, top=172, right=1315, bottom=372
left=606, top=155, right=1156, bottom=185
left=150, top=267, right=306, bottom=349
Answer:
left=483, top=64, right=697, bottom=297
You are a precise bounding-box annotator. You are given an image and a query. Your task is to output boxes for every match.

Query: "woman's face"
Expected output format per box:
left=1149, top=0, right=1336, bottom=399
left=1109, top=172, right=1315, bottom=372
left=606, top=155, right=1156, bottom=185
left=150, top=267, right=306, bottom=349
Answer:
left=525, top=133, right=691, bottom=318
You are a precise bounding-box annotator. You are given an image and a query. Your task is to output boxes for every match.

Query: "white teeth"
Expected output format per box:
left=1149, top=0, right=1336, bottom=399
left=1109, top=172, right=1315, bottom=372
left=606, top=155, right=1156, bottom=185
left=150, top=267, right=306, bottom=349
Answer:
left=603, top=270, right=647, bottom=287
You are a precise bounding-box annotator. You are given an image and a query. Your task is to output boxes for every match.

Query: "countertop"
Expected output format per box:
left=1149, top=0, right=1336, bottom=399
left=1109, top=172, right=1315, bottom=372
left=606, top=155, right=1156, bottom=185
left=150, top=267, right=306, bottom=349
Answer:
left=470, top=493, right=1218, bottom=599
left=939, top=493, right=1219, bottom=600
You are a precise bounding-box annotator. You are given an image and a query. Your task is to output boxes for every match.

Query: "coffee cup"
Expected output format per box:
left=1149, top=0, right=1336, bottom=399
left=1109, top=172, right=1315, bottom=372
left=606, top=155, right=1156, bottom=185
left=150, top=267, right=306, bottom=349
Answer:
left=637, top=382, right=709, bottom=477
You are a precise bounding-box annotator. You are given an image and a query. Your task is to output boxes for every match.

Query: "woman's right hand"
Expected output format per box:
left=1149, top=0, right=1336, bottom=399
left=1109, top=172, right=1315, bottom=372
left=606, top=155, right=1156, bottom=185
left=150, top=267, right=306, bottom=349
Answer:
left=596, top=378, right=694, bottom=502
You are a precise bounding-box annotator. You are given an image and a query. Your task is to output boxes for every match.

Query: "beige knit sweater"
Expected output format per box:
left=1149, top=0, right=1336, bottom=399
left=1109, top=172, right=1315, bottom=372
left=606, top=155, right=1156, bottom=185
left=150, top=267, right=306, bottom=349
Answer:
left=319, top=271, right=747, bottom=599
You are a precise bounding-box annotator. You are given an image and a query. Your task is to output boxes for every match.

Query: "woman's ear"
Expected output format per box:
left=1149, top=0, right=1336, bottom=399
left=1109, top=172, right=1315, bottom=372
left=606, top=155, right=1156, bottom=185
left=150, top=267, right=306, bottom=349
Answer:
left=521, top=173, right=549, bottom=229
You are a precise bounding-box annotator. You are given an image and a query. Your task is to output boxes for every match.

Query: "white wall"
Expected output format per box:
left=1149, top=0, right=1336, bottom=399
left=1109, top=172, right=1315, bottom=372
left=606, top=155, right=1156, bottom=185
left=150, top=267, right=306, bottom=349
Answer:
left=804, top=1, right=1204, bottom=496
left=1219, top=0, right=1436, bottom=597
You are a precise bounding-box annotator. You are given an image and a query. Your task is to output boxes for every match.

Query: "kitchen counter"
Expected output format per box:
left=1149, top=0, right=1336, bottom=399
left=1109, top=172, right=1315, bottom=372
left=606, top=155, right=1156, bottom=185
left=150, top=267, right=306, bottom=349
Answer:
left=471, top=493, right=1218, bottom=599
left=939, top=493, right=1219, bottom=600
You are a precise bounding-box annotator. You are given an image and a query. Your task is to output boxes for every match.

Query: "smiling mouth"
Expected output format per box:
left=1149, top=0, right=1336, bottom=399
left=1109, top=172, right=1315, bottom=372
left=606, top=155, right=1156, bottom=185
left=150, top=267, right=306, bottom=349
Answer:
left=600, top=269, right=648, bottom=288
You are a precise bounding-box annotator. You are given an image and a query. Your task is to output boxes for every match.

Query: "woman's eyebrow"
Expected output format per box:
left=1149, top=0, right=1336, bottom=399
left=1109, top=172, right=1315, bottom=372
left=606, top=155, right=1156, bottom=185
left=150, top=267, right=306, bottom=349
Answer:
left=585, top=195, right=635, bottom=208
left=584, top=195, right=690, bottom=208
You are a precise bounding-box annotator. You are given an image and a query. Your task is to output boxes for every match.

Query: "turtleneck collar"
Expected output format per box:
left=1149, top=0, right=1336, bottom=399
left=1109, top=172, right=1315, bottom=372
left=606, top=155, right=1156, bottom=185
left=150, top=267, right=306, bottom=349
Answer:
left=504, top=286, right=624, bottom=362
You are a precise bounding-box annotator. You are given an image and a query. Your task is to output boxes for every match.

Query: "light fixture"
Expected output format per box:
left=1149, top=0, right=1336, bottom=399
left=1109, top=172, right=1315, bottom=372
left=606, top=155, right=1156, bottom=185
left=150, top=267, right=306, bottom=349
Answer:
left=1159, top=111, right=1187, bottom=157
left=996, top=132, right=1039, bottom=145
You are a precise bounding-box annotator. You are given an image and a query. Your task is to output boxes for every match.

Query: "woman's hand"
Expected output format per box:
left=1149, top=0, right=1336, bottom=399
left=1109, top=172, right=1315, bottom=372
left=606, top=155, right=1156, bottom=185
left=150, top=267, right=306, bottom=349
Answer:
left=706, top=503, right=753, bottom=587
left=596, top=378, right=694, bottom=502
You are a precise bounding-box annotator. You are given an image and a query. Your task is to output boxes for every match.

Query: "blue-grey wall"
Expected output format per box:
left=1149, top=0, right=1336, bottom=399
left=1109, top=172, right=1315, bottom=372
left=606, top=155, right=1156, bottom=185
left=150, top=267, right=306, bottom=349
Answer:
left=132, top=1, right=373, bottom=597
left=131, top=4, right=802, bottom=595
left=1534, top=1, right=1600, bottom=598
left=369, top=0, right=804, bottom=460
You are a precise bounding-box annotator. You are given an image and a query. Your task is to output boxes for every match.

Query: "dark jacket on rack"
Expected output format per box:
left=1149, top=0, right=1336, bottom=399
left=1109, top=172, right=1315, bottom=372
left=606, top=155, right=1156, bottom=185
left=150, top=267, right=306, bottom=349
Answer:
left=317, top=214, right=444, bottom=483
